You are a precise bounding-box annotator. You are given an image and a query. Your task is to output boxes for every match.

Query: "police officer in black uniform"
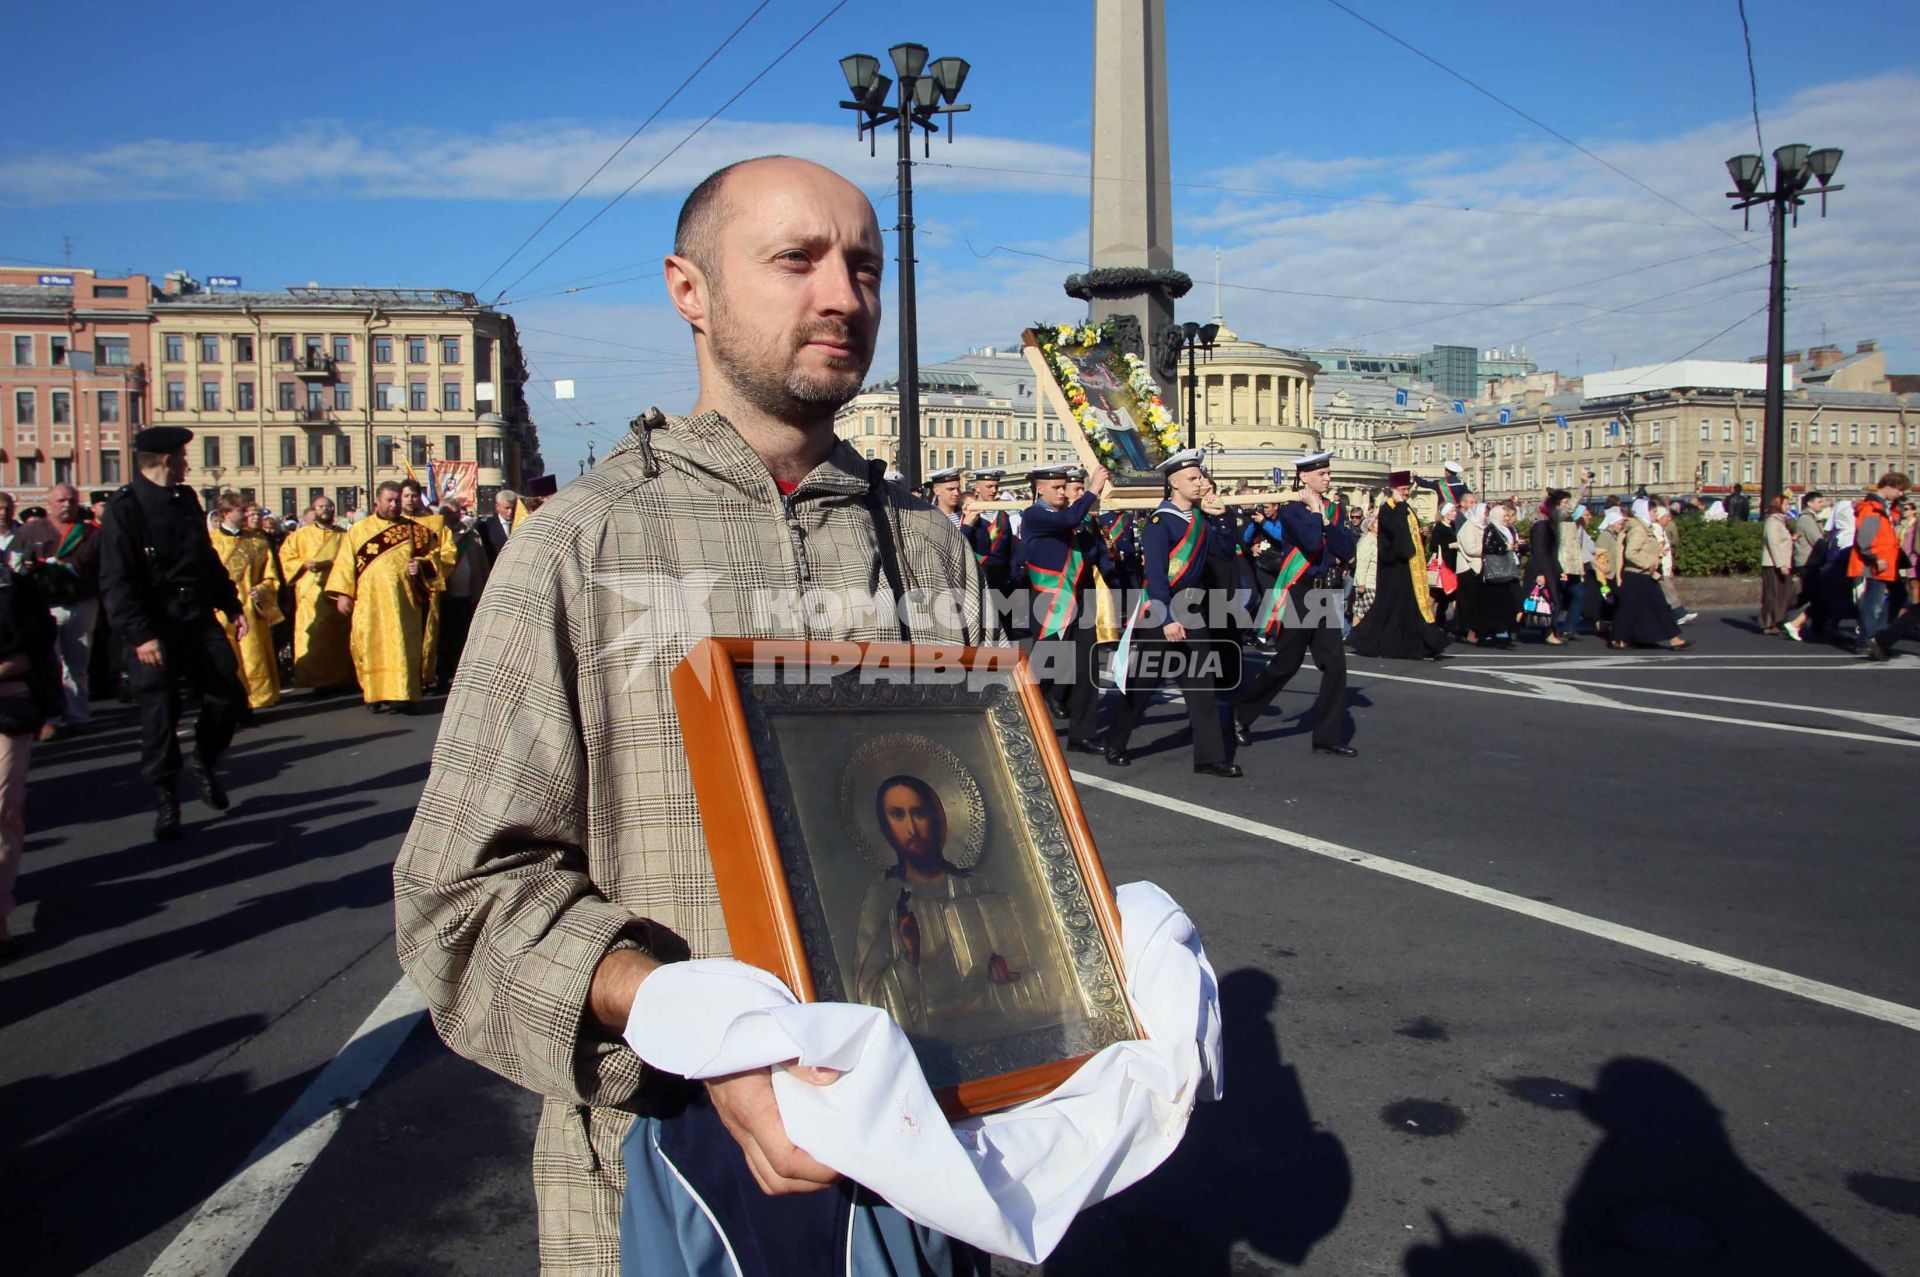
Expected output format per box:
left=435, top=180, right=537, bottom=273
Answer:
left=99, top=426, right=247, bottom=839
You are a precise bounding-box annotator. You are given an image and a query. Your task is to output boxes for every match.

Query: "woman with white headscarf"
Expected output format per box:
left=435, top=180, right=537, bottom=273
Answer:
left=1452, top=493, right=1488, bottom=644
left=1607, top=500, right=1691, bottom=649
left=1476, top=500, right=1523, bottom=647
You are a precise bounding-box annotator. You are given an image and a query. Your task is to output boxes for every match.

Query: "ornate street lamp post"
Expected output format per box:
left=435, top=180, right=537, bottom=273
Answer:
left=838, top=46, right=970, bottom=489
left=1725, top=143, right=1844, bottom=505
left=1177, top=321, right=1219, bottom=451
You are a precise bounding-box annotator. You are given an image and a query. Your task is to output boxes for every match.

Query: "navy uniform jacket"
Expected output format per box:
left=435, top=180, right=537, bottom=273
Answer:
left=1017, top=493, right=1104, bottom=586
left=1141, top=501, right=1234, bottom=612
left=1099, top=510, right=1143, bottom=586
left=967, top=510, right=1017, bottom=578
left=1277, top=501, right=1358, bottom=595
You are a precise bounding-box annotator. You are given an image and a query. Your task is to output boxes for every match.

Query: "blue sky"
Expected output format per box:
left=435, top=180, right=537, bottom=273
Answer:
left=4, top=0, right=1915, bottom=478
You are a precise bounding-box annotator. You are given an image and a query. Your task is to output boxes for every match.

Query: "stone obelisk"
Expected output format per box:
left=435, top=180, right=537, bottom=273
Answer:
left=1068, top=0, right=1191, bottom=407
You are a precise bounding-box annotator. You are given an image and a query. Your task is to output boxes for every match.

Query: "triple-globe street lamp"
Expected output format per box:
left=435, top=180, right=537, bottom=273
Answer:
left=1724, top=143, right=1844, bottom=504
left=838, top=45, right=970, bottom=489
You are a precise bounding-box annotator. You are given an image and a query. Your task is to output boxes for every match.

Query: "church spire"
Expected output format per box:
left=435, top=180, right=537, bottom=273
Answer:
left=1212, top=246, right=1223, bottom=324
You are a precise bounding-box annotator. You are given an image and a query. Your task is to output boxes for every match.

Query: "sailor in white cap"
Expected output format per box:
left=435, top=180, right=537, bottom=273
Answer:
left=1232, top=450, right=1358, bottom=756
left=1103, top=450, right=1241, bottom=777
left=1017, top=462, right=1112, bottom=748
left=963, top=468, right=1019, bottom=636
left=925, top=465, right=966, bottom=531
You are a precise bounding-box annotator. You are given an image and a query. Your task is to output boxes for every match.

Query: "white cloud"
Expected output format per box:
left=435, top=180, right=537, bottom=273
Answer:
left=0, top=118, right=1084, bottom=206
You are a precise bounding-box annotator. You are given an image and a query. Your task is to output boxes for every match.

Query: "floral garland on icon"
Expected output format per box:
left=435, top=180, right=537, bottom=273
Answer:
left=1033, top=320, right=1181, bottom=467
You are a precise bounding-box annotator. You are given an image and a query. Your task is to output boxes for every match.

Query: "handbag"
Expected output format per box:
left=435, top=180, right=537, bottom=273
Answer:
left=1481, top=542, right=1520, bottom=585
left=1520, top=583, right=1555, bottom=630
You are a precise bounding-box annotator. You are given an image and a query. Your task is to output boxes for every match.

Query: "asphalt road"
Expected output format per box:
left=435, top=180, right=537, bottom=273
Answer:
left=3, top=609, right=1917, bottom=1276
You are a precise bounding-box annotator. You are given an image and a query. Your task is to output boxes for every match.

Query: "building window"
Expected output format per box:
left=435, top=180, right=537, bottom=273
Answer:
left=374, top=336, right=393, bottom=364
left=1743, top=459, right=1754, bottom=483
left=336, top=486, right=357, bottom=512
left=277, top=382, right=297, bottom=411
left=1829, top=461, right=1839, bottom=484
left=1809, top=423, right=1822, bottom=444
left=50, top=335, right=69, bottom=366
left=409, top=381, right=427, bottom=411
left=440, top=336, right=460, bottom=363
left=51, top=391, right=71, bottom=425
left=52, top=457, right=73, bottom=484
left=334, top=436, right=351, bottom=467
left=1789, top=424, right=1800, bottom=444
left=306, top=384, right=324, bottom=412
left=1699, top=420, right=1710, bottom=442
left=443, top=434, right=461, bottom=461
left=308, top=486, right=325, bottom=508
left=407, top=336, right=427, bottom=364
left=275, top=335, right=296, bottom=362
left=97, top=336, right=131, bottom=366
left=1742, top=420, right=1755, bottom=444
left=235, top=335, right=254, bottom=363
left=1789, top=460, right=1800, bottom=484
left=98, top=390, right=121, bottom=423
left=100, top=450, right=122, bottom=483
left=333, top=382, right=352, bottom=411
left=199, top=334, right=220, bottom=362
left=377, top=435, right=396, bottom=467
left=1849, top=461, right=1859, bottom=484
left=1849, top=423, right=1860, bottom=445
left=962, top=419, right=973, bottom=439
left=1600, top=463, right=1612, bottom=486
left=1582, top=428, right=1593, bottom=450
left=1869, top=424, right=1879, bottom=446
left=165, top=334, right=184, bottom=362
left=377, top=383, right=397, bottom=410
left=238, top=437, right=255, bottom=467
left=166, top=382, right=186, bottom=411
left=237, top=381, right=255, bottom=411
left=864, top=415, right=875, bottom=432
left=200, top=381, right=220, bottom=411
left=442, top=382, right=462, bottom=411
left=332, top=335, right=352, bottom=364
left=17, top=458, right=39, bottom=486
left=307, top=433, right=325, bottom=467
left=279, top=435, right=297, bottom=467
left=203, top=437, right=221, bottom=468
left=305, top=334, right=323, bottom=358
left=280, top=487, right=297, bottom=516
left=477, top=437, right=505, bottom=469
left=11, top=335, right=31, bottom=365
left=1651, top=421, right=1662, bottom=443
left=1720, top=461, right=1731, bottom=485
left=410, top=435, right=429, bottom=466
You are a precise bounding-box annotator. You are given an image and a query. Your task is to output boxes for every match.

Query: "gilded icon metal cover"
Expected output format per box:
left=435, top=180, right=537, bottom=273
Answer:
left=735, top=667, right=1137, bottom=1091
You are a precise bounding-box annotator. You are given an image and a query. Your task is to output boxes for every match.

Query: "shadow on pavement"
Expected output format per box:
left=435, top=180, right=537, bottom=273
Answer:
left=1555, top=1056, right=1881, bottom=1275
left=1403, top=1211, right=1543, bottom=1276
left=1040, top=967, right=1351, bottom=1274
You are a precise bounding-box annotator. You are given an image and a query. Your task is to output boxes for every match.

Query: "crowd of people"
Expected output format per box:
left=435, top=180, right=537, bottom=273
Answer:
left=0, top=431, right=555, bottom=947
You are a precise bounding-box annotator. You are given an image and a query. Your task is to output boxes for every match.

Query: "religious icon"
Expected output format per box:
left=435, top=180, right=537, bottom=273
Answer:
left=672, top=639, right=1140, bottom=1118
left=1072, top=357, right=1155, bottom=472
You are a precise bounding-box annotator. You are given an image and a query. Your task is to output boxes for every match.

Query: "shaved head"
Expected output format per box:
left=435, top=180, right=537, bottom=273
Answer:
left=676, top=156, right=770, bottom=278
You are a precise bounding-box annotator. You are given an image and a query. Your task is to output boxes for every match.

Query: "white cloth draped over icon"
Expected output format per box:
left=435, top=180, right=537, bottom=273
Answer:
left=622, top=881, right=1222, bottom=1264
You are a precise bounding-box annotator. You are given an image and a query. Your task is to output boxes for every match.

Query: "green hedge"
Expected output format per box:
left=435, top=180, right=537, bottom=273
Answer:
left=1669, top=515, right=1763, bottom=576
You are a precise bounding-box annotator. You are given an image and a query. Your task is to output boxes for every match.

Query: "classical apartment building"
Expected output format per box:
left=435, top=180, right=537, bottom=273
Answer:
left=147, top=279, right=542, bottom=515
left=1380, top=352, right=1919, bottom=501
left=0, top=267, right=154, bottom=501
left=834, top=348, right=1082, bottom=476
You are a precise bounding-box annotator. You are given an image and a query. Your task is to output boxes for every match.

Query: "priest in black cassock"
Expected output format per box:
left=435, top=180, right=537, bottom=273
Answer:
left=1347, top=471, right=1451, bottom=660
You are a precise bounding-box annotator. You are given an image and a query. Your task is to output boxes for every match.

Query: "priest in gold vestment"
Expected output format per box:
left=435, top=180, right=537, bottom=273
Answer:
left=280, top=495, right=354, bottom=690
left=398, top=479, right=457, bottom=689
left=329, top=481, right=433, bottom=712
left=211, top=492, right=283, bottom=709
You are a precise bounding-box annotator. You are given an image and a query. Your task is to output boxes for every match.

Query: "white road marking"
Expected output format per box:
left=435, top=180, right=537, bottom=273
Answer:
left=1465, top=669, right=1920, bottom=737
left=1070, top=771, right=1920, bottom=1034
left=1349, top=667, right=1920, bottom=748
left=144, top=977, right=428, bottom=1277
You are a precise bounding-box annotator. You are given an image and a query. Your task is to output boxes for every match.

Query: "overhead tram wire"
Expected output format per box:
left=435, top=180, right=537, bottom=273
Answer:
left=1322, top=0, right=1758, bottom=251
left=1738, top=0, right=1767, bottom=158
left=490, top=0, right=852, bottom=305
left=518, top=327, right=691, bottom=358
left=472, top=1, right=774, bottom=295
left=922, top=160, right=1728, bottom=233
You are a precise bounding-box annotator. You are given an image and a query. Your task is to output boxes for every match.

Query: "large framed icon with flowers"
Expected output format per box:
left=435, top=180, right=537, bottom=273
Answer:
left=1022, top=322, right=1181, bottom=493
